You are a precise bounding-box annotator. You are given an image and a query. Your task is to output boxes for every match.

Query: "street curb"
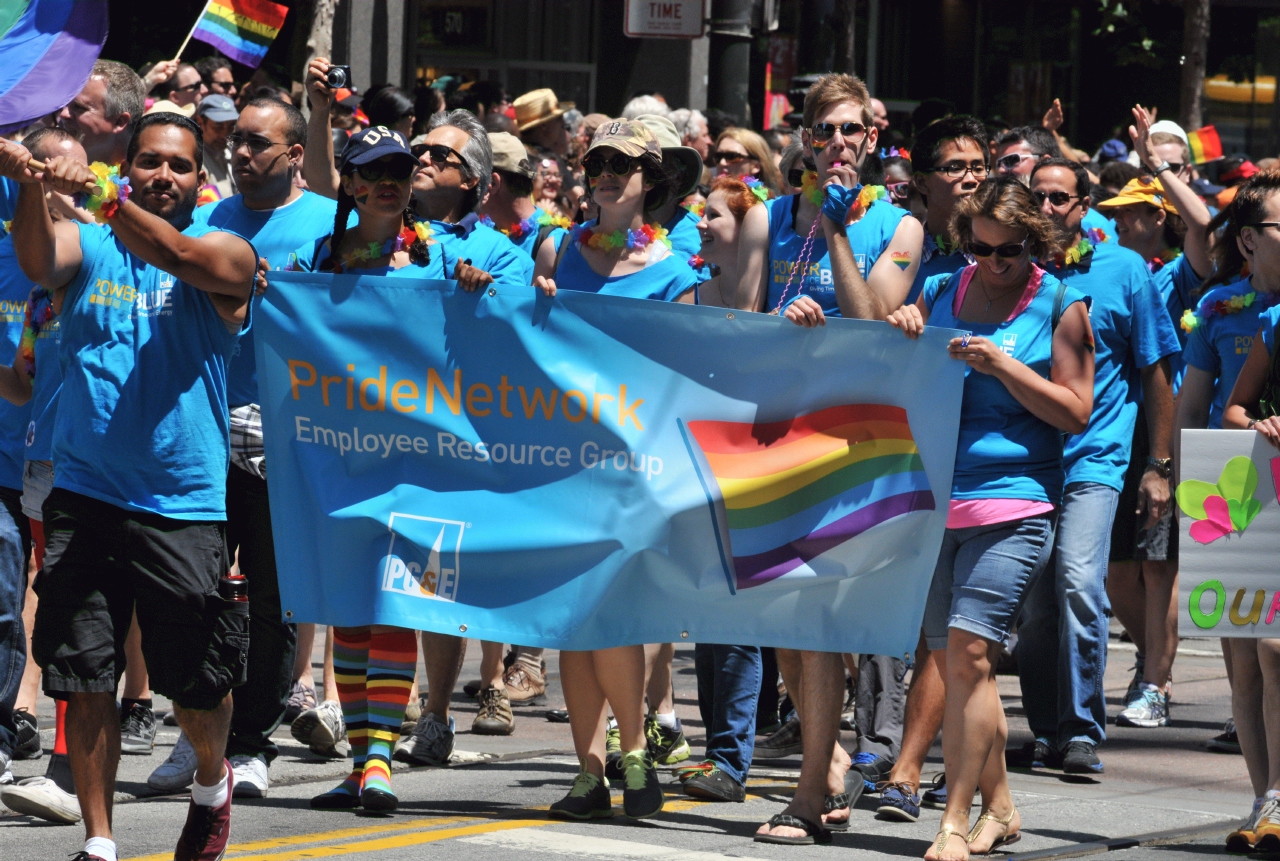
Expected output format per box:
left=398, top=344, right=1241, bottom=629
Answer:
left=1006, top=821, right=1236, bottom=861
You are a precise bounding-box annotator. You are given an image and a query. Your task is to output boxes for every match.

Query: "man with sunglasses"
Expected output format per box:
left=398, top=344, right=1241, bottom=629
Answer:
left=1011, top=157, right=1180, bottom=776
left=996, top=125, right=1114, bottom=242
left=163, top=64, right=207, bottom=110
left=174, top=98, right=338, bottom=800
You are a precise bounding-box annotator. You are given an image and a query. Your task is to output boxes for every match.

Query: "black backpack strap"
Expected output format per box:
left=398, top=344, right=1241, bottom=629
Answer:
left=551, top=229, right=571, bottom=276
left=1051, top=279, right=1069, bottom=332
left=533, top=223, right=556, bottom=257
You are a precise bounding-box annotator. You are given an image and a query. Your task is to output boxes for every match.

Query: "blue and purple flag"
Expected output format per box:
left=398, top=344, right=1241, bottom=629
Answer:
left=0, top=0, right=108, bottom=129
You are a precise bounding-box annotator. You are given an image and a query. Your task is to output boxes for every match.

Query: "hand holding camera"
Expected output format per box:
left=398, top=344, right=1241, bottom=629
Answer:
left=306, top=57, right=351, bottom=112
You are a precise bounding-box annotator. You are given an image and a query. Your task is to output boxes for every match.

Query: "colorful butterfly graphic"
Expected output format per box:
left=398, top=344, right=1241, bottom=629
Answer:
left=1176, top=456, right=1264, bottom=545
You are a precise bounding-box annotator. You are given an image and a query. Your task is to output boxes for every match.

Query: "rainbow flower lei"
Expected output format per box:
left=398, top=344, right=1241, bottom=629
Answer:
left=681, top=199, right=705, bottom=217
left=799, top=171, right=885, bottom=218
left=1180, top=289, right=1280, bottom=334
left=572, top=222, right=671, bottom=252
left=480, top=208, right=571, bottom=240
left=1149, top=247, right=1181, bottom=273
left=334, top=222, right=433, bottom=273
left=742, top=176, right=772, bottom=203
left=18, top=286, right=54, bottom=378
left=1056, top=227, right=1108, bottom=268
left=74, top=162, right=130, bottom=224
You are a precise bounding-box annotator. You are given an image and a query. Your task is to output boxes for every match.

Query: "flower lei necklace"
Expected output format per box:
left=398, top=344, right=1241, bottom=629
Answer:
left=799, top=171, right=886, bottom=219
left=681, top=199, right=705, bottom=217
left=18, top=286, right=55, bottom=378
left=480, top=208, right=570, bottom=240
left=1055, top=227, right=1108, bottom=268
left=334, top=222, right=433, bottom=273
left=572, top=221, right=670, bottom=252
left=1180, top=288, right=1280, bottom=334
left=1149, top=247, right=1181, bottom=273
left=75, top=163, right=131, bottom=224
left=741, top=176, right=772, bottom=203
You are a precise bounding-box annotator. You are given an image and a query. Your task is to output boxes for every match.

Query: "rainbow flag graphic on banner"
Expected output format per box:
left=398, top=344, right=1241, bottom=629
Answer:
left=684, top=404, right=935, bottom=591
left=190, top=0, right=288, bottom=69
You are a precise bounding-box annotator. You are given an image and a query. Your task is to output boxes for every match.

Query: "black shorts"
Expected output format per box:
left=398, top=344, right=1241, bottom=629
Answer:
left=1109, top=406, right=1178, bottom=563
left=32, top=488, right=248, bottom=710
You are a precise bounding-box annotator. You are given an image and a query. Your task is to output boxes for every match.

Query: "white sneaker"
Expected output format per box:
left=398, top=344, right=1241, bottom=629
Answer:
left=147, top=731, right=198, bottom=792
left=0, top=749, right=11, bottom=785
left=292, top=700, right=346, bottom=756
left=1, top=775, right=82, bottom=823
left=230, top=754, right=269, bottom=799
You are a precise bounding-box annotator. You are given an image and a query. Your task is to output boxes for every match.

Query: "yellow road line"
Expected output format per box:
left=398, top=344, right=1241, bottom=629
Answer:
left=223, top=819, right=548, bottom=861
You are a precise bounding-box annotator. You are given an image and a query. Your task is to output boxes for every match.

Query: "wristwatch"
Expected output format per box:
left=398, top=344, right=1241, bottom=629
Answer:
left=1152, top=161, right=1174, bottom=176
left=1146, top=456, right=1173, bottom=478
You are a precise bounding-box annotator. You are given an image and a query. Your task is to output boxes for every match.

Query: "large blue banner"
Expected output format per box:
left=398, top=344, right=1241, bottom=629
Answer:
left=258, top=272, right=964, bottom=656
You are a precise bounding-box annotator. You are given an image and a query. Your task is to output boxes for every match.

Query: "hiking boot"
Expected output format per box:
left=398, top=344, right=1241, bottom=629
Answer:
left=292, top=699, right=346, bottom=756
left=621, top=749, right=663, bottom=818
left=754, top=715, right=802, bottom=759
left=679, top=761, right=745, bottom=802
left=11, top=709, right=41, bottom=760
left=148, top=731, right=198, bottom=793
left=472, top=686, right=514, bottom=735
left=604, top=721, right=624, bottom=783
left=1116, top=686, right=1169, bottom=728
left=549, top=770, right=612, bottom=819
left=1062, top=740, right=1104, bottom=774
left=645, top=715, right=690, bottom=765
left=0, top=775, right=82, bottom=823
left=1208, top=718, right=1242, bottom=754
left=395, top=711, right=455, bottom=766
left=283, top=682, right=317, bottom=725
left=119, top=701, right=156, bottom=755
left=503, top=654, right=547, bottom=706
left=173, top=760, right=232, bottom=861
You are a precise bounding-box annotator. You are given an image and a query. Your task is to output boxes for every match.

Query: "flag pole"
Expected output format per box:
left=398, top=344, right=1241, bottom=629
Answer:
left=173, top=0, right=212, bottom=62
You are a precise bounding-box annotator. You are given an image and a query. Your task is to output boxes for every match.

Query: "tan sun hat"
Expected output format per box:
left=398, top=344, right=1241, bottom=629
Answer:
left=586, top=118, right=663, bottom=161
left=489, top=132, right=535, bottom=178
left=634, top=114, right=703, bottom=199
left=514, top=88, right=575, bottom=132
left=145, top=99, right=195, bottom=118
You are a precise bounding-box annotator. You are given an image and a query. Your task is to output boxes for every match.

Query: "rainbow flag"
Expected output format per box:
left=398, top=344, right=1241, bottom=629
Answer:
left=0, top=0, right=108, bottom=130
left=1188, top=125, right=1223, bottom=164
left=190, top=0, right=288, bottom=69
left=684, top=403, right=935, bottom=590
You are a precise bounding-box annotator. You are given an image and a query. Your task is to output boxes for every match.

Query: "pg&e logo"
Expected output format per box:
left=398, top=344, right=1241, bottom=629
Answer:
left=380, top=512, right=463, bottom=602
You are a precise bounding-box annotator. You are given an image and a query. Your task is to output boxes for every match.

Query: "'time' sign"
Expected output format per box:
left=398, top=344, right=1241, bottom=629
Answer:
left=624, top=0, right=706, bottom=39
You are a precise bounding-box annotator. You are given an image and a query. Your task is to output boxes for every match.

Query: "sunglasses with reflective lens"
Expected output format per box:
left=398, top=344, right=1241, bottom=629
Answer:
left=583, top=152, right=640, bottom=179
left=1032, top=190, right=1080, bottom=207
left=810, top=121, right=867, bottom=146
left=712, top=150, right=749, bottom=164
left=968, top=239, right=1028, bottom=258
left=926, top=162, right=988, bottom=180
left=996, top=152, right=1034, bottom=171
left=886, top=180, right=911, bottom=199
left=354, top=159, right=416, bottom=182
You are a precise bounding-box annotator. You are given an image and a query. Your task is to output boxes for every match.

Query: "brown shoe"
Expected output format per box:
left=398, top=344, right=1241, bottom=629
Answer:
left=503, top=655, right=547, bottom=706
left=472, top=686, right=514, bottom=735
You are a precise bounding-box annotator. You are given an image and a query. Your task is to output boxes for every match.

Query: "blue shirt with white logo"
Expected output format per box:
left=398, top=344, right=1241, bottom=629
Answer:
left=192, top=191, right=338, bottom=408
left=1184, top=276, right=1280, bottom=428
left=0, top=237, right=33, bottom=489
left=53, top=221, right=251, bottom=519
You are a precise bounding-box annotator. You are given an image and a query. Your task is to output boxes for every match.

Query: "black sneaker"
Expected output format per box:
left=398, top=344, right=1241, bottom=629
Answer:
left=1006, top=738, right=1061, bottom=769
left=119, top=702, right=156, bottom=755
left=12, top=709, right=41, bottom=760
left=549, top=770, right=612, bottom=819
left=679, top=762, right=746, bottom=802
left=1208, top=719, right=1242, bottom=754
left=620, top=749, right=664, bottom=818
left=1062, top=740, right=1104, bottom=774
left=644, top=716, right=690, bottom=765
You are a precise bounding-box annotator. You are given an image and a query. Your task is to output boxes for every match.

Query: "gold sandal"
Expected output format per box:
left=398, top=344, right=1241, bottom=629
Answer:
left=966, top=808, right=1021, bottom=855
left=928, top=825, right=969, bottom=861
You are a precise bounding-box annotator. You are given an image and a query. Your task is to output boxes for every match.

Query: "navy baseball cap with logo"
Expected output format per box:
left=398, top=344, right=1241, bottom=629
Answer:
left=339, top=125, right=417, bottom=172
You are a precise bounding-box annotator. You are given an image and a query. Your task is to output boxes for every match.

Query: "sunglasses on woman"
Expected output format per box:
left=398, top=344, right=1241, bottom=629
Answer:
left=886, top=180, right=911, bottom=200
left=713, top=150, right=750, bottom=164
left=810, top=121, right=867, bottom=146
left=968, top=239, right=1028, bottom=258
left=583, top=152, right=640, bottom=178
left=354, top=159, right=416, bottom=182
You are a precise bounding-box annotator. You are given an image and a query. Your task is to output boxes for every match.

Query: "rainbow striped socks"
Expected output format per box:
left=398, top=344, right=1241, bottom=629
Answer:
left=360, top=629, right=418, bottom=798
left=319, top=627, right=370, bottom=801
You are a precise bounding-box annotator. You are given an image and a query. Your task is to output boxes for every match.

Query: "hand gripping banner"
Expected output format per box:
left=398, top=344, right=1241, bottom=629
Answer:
left=258, top=272, right=964, bottom=656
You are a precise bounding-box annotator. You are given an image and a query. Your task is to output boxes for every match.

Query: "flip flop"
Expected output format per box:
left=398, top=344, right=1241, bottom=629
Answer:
left=824, top=791, right=852, bottom=832
left=755, top=813, right=833, bottom=845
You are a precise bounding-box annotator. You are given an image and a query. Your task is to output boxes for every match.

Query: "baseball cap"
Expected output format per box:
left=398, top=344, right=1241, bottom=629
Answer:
left=1189, top=177, right=1225, bottom=198
left=489, top=132, right=534, bottom=178
left=586, top=119, right=663, bottom=161
left=1148, top=120, right=1189, bottom=149
left=338, top=125, right=416, bottom=172
left=634, top=114, right=702, bottom=198
left=195, top=94, right=239, bottom=123
left=1095, top=175, right=1180, bottom=214
left=1098, top=139, right=1127, bottom=162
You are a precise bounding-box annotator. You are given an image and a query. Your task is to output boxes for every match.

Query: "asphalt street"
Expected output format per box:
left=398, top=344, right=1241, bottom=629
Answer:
left=1, top=627, right=1253, bottom=861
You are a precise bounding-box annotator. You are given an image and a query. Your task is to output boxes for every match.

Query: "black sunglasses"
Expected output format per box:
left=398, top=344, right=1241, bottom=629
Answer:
left=354, top=159, right=416, bottom=182
left=170, top=81, right=202, bottom=93
left=583, top=152, right=640, bottom=179
left=1032, top=190, right=1081, bottom=207
left=420, top=143, right=465, bottom=168
left=713, top=150, right=750, bottom=164
left=810, top=121, right=867, bottom=145
left=968, top=239, right=1028, bottom=259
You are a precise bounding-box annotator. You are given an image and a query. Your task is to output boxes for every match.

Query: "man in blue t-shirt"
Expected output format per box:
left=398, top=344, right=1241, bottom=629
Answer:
left=0, top=112, right=257, bottom=861
left=1013, top=159, right=1179, bottom=775
left=478, top=132, right=565, bottom=282
left=183, top=98, right=337, bottom=799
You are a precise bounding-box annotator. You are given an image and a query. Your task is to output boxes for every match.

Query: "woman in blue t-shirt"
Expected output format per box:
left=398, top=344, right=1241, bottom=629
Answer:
left=887, top=178, right=1095, bottom=861
left=1190, top=171, right=1280, bottom=852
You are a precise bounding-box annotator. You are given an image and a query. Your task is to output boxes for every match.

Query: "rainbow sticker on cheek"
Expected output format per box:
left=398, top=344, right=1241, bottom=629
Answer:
left=890, top=251, right=912, bottom=270
left=352, top=182, right=371, bottom=205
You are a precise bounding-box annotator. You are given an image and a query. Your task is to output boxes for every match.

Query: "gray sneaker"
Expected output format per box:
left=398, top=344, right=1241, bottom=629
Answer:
left=119, top=702, right=156, bottom=755
left=147, top=731, right=197, bottom=792
left=291, top=699, right=346, bottom=756
left=755, top=716, right=803, bottom=759
left=394, top=711, right=455, bottom=766
left=1117, top=686, right=1169, bottom=728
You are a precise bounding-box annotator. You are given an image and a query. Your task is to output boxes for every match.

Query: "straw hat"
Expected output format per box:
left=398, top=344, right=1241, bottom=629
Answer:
left=514, top=88, right=574, bottom=133
left=145, top=99, right=195, bottom=118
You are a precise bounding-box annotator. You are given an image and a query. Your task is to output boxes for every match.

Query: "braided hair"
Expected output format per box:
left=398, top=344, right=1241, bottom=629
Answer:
left=404, top=206, right=432, bottom=266
left=320, top=185, right=356, bottom=271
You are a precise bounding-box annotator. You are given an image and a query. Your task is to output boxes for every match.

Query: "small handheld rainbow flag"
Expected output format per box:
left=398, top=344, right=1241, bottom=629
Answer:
left=682, top=403, right=935, bottom=591
left=1187, top=125, right=1223, bottom=164
left=188, top=0, right=288, bottom=69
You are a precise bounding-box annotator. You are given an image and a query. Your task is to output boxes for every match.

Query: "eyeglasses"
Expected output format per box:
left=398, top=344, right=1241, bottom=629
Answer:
left=712, top=150, right=750, bottom=165
left=968, top=239, right=1028, bottom=259
left=996, top=152, right=1036, bottom=171
left=227, top=133, right=287, bottom=154
left=1032, top=190, right=1081, bottom=207
left=583, top=152, right=640, bottom=179
left=923, top=162, right=989, bottom=180
left=1248, top=222, right=1280, bottom=231
left=354, top=159, right=416, bottom=182
left=810, top=121, right=867, bottom=146
left=886, top=180, right=911, bottom=200
left=420, top=143, right=465, bottom=169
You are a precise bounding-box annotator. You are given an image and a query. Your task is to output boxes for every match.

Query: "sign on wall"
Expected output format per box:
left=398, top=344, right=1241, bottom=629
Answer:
left=624, top=0, right=705, bottom=39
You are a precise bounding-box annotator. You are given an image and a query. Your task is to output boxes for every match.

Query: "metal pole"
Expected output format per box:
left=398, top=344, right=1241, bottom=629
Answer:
left=708, top=0, right=753, bottom=125
left=866, top=0, right=880, bottom=94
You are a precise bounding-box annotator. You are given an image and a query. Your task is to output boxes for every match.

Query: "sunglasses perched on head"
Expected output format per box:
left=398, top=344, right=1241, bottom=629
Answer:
left=354, top=159, right=416, bottom=182
left=1031, top=190, right=1080, bottom=207
left=583, top=152, right=640, bottom=178
left=809, top=121, right=867, bottom=146
left=968, top=239, right=1028, bottom=258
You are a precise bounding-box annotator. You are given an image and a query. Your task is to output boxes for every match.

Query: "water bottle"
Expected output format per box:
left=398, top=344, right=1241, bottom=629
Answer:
left=219, top=573, right=248, bottom=603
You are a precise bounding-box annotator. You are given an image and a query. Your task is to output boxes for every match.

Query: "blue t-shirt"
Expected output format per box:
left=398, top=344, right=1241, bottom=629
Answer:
left=665, top=208, right=703, bottom=265
left=53, top=222, right=251, bottom=519
left=435, top=217, right=534, bottom=286
left=1263, top=304, right=1280, bottom=355
left=1081, top=208, right=1115, bottom=241
left=0, top=238, right=33, bottom=489
left=555, top=240, right=698, bottom=302
left=1152, top=253, right=1204, bottom=388
left=923, top=266, right=1087, bottom=504
left=24, top=287, right=61, bottom=463
left=908, top=233, right=968, bottom=307
left=1184, top=277, right=1280, bottom=428
left=765, top=194, right=907, bottom=315
left=1042, top=242, right=1180, bottom=489
left=192, top=191, right=338, bottom=408
left=291, top=236, right=442, bottom=281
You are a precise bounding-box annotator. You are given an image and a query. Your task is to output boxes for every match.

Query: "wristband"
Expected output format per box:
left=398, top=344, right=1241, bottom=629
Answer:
left=822, top=182, right=861, bottom=224
left=75, top=163, right=130, bottom=224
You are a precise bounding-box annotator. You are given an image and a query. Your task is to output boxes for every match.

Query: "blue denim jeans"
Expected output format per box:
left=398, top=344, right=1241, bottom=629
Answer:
left=0, top=486, right=32, bottom=758
left=694, top=643, right=761, bottom=785
left=1016, top=482, right=1118, bottom=747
